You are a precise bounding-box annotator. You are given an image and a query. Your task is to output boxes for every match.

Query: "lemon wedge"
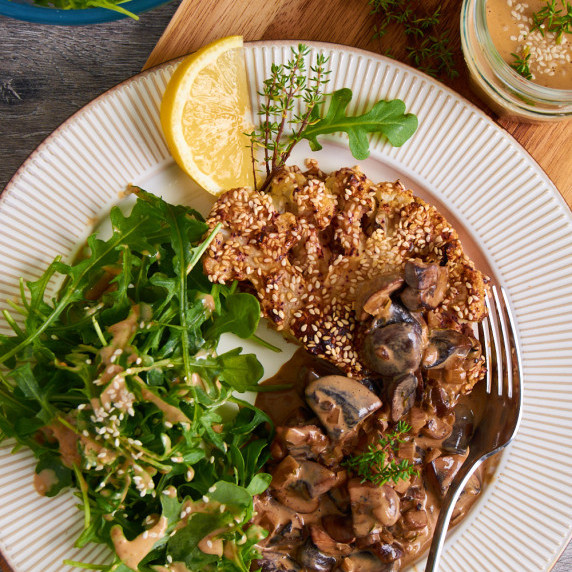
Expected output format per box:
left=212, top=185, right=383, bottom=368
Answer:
left=160, top=36, right=254, bottom=195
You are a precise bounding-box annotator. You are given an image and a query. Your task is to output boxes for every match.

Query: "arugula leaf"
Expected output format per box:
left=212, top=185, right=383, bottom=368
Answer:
left=302, top=88, right=418, bottom=158
left=10, top=363, right=55, bottom=423
left=217, top=349, right=264, bottom=391
left=206, top=292, right=261, bottom=340
left=189, top=349, right=264, bottom=393
left=246, top=473, right=272, bottom=496
left=209, top=481, right=252, bottom=508
left=167, top=512, right=230, bottom=567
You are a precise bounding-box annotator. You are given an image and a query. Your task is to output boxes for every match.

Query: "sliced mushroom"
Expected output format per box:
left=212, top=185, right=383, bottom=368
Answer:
left=297, top=540, right=337, bottom=571
left=387, top=373, right=418, bottom=422
left=400, top=261, right=448, bottom=311
left=408, top=406, right=428, bottom=433
left=254, top=492, right=305, bottom=548
left=421, top=416, right=453, bottom=440
left=271, top=456, right=338, bottom=512
left=360, top=320, right=423, bottom=377
left=311, top=524, right=353, bottom=556
left=404, top=260, right=442, bottom=290
left=348, top=479, right=401, bottom=537
left=426, top=453, right=467, bottom=498
left=370, top=542, right=404, bottom=563
left=275, top=425, right=330, bottom=460
left=452, top=472, right=482, bottom=524
left=442, top=404, right=475, bottom=455
left=401, top=485, right=427, bottom=512
left=301, top=460, right=339, bottom=498
left=338, top=551, right=397, bottom=572
left=381, top=300, right=416, bottom=327
left=258, top=550, right=303, bottom=572
left=305, top=376, right=382, bottom=441
left=270, top=456, right=317, bottom=513
left=397, top=440, right=416, bottom=461
left=321, top=515, right=356, bottom=545
left=423, top=329, right=473, bottom=369
left=402, top=509, right=428, bottom=530
left=327, top=486, right=352, bottom=514
left=430, top=385, right=453, bottom=417
left=354, top=274, right=404, bottom=321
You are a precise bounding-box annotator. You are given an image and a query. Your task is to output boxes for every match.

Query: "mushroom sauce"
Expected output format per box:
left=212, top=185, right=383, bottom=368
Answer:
left=202, top=166, right=492, bottom=571
left=253, top=263, right=491, bottom=572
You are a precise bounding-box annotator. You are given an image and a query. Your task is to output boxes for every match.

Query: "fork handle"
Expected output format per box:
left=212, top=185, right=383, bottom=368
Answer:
left=424, top=458, right=485, bottom=571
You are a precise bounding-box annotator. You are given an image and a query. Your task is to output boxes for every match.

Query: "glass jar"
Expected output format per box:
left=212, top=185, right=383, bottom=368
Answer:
left=461, top=0, right=572, bottom=122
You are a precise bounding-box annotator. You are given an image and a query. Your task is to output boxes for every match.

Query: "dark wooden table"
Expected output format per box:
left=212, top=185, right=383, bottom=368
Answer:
left=0, top=3, right=571, bottom=571
left=0, top=2, right=180, bottom=191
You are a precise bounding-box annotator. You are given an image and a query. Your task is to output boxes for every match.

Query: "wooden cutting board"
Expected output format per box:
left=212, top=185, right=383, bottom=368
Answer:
left=144, top=0, right=572, bottom=206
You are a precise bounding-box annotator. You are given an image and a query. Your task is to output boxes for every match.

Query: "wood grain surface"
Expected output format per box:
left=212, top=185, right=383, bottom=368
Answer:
left=0, top=0, right=571, bottom=570
left=145, top=0, right=572, bottom=205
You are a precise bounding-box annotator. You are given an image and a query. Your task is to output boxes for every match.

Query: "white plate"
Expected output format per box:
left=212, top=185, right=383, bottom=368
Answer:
left=1, top=41, right=572, bottom=572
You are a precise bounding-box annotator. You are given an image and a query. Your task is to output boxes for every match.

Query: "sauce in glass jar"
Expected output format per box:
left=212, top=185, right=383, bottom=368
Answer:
left=461, top=0, right=572, bottom=121
left=486, top=0, right=572, bottom=89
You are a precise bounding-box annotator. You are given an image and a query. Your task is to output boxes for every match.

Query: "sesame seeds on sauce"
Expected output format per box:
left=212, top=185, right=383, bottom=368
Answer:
left=202, top=164, right=488, bottom=380
left=486, top=0, right=572, bottom=88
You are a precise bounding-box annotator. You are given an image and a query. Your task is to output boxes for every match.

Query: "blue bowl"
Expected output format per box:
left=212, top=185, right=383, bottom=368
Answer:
left=0, top=0, right=172, bottom=24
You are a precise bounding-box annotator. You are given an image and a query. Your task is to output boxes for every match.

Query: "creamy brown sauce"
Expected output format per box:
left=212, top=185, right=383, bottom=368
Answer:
left=111, top=515, right=168, bottom=570
left=44, top=421, right=81, bottom=468
left=33, top=469, right=59, bottom=496
left=254, top=349, right=491, bottom=571
left=487, top=0, right=572, bottom=88
left=140, top=386, right=191, bottom=425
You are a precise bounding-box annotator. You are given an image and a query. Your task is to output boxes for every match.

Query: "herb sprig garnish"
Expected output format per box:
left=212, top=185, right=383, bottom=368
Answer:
left=510, top=47, right=533, bottom=80
left=368, top=0, right=458, bottom=79
left=531, top=0, right=572, bottom=44
left=342, top=420, right=417, bottom=486
left=249, top=45, right=331, bottom=192
left=248, top=44, right=418, bottom=192
left=0, top=189, right=273, bottom=571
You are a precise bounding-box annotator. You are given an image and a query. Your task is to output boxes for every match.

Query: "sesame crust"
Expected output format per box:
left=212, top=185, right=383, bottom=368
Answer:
left=203, top=164, right=488, bottom=379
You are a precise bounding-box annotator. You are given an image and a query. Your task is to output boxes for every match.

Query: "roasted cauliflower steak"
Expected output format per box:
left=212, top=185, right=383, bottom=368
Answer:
left=203, top=163, right=488, bottom=383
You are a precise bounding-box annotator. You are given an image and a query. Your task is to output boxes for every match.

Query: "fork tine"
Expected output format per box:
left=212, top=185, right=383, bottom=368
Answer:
left=478, top=313, right=493, bottom=394
left=485, top=287, right=504, bottom=397
left=491, top=286, right=512, bottom=398
left=495, top=285, right=523, bottom=402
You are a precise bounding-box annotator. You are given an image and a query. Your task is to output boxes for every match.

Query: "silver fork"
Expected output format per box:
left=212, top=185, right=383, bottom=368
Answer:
left=424, top=285, right=523, bottom=571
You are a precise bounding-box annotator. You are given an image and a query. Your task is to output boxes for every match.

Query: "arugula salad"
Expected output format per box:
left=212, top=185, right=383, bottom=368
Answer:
left=0, top=188, right=274, bottom=571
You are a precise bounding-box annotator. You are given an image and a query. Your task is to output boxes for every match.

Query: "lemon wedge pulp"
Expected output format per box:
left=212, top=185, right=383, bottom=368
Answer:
left=160, top=36, right=254, bottom=195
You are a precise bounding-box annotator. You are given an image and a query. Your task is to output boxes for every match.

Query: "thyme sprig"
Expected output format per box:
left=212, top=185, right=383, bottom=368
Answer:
left=510, top=47, right=533, bottom=80
left=247, top=44, right=418, bottom=192
left=531, top=0, right=572, bottom=44
left=248, top=44, right=331, bottom=192
left=368, top=0, right=458, bottom=79
left=343, top=420, right=417, bottom=486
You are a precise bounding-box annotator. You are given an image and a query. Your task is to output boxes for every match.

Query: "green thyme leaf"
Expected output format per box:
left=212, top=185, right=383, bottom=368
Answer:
left=510, top=47, right=533, bottom=80
left=342, top=421, right=417, bottom=486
